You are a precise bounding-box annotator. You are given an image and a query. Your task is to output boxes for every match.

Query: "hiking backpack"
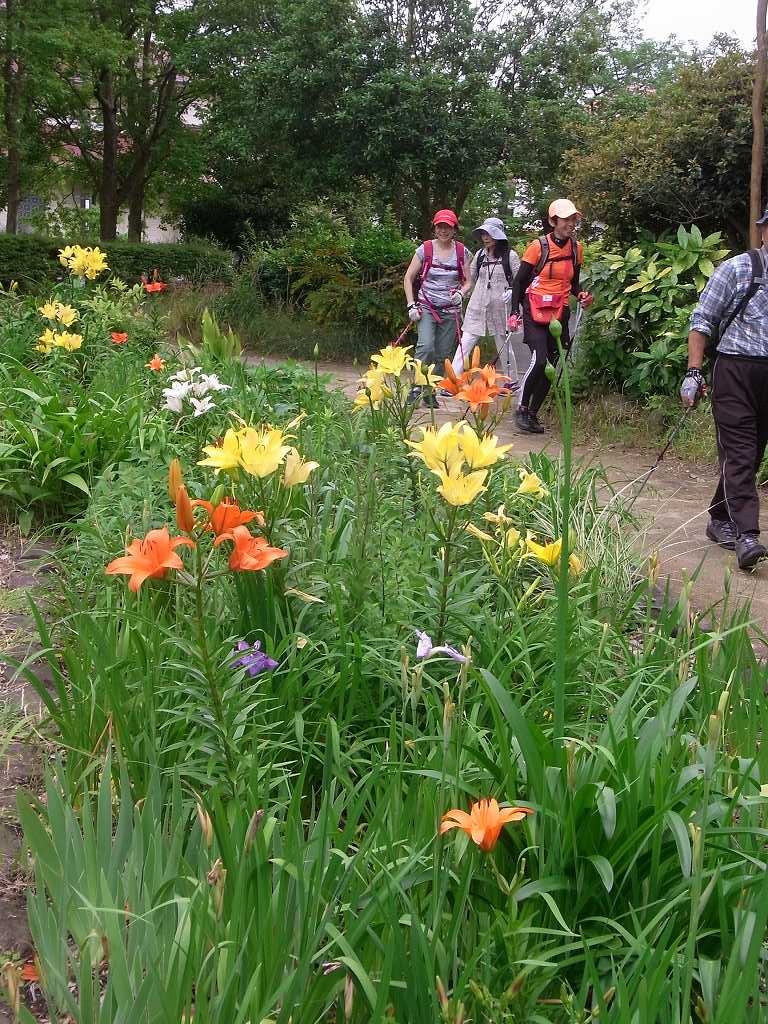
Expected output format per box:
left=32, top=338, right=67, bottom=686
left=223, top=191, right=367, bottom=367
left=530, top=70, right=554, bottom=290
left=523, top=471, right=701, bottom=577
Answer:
left=416, top=239, right=467, bottom=297
left=532, top=234, right=580, bottom=278
left=706, top=249, right=765, bottom=359
left=475, top=248, right=515, bottom=286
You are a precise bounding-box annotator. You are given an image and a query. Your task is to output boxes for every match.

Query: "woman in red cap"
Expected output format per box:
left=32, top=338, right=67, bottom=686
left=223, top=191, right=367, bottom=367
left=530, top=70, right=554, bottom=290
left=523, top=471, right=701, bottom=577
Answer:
left=403, top=209, right=470, bottom=407
left=508, top=199, right=592, bottom=433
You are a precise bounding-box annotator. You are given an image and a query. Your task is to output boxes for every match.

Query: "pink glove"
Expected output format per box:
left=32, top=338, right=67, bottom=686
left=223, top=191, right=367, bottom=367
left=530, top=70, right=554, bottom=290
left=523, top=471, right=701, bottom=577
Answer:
left=507, top=314, right=522, bottom=331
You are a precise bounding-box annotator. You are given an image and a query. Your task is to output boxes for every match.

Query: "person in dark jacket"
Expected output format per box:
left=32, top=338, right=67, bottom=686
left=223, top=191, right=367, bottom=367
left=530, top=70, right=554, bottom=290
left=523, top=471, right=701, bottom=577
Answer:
left=508, top=199, right=592, bottom=434
left=682, top=208, right=768, bottom=570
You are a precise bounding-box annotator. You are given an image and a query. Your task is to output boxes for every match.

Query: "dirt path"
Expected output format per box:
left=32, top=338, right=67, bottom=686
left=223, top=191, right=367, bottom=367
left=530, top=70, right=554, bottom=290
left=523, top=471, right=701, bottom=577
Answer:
left=251, top=354, right=768, bottom=636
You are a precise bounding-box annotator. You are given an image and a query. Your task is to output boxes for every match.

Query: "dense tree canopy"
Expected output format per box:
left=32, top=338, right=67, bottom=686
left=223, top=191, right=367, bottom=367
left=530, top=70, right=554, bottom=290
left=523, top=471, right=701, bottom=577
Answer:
left=0, top=0, right=753, bottom=245
left=564, top=42, right=761, bottom=248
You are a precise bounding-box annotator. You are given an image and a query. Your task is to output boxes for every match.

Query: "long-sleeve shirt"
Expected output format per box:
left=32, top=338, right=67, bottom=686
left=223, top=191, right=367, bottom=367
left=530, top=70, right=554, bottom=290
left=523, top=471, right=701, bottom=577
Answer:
left=689, top=247, right=768, bottom=357
left=510, top=234, right=582, bottom=312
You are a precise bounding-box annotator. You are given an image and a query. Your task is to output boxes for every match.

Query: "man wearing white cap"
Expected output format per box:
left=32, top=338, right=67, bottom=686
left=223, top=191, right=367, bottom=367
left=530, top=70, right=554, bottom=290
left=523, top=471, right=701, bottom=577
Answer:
left=451, top=216, right=520, bottom=386
left=509, top=199, right=592, bottom=433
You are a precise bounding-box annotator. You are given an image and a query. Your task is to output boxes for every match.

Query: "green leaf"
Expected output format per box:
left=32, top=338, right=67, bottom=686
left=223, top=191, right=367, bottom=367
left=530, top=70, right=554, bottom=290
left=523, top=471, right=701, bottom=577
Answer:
left=664, top=810, right=692, bottom=877
left=61, top=472, right=91, bottom=496
left=596, top=784, right=616, bottom=839
left=677, top=225, right=688, bottom=249
left=587, top=854, right=614, bottom=892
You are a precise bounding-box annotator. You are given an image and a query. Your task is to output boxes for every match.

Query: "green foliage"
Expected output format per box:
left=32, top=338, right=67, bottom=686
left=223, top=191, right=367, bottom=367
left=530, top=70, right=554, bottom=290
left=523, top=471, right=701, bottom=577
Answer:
left=578, top=225, right=729, bottom=396
left=0, top=233, right=233, bottom=289
left=565, top=44, right=758, bottom=248
left=224, top=206, right=413, bottom=344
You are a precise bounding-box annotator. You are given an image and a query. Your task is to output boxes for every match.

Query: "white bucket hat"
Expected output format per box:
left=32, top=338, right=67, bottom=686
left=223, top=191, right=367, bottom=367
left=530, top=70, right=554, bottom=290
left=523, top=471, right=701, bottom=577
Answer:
left=472, top=217, right=508, bottom=242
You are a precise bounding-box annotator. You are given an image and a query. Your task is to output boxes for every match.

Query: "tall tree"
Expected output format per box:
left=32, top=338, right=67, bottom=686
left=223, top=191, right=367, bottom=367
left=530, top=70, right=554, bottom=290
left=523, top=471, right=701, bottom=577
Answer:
left=750, top=0, right=768, bottom=245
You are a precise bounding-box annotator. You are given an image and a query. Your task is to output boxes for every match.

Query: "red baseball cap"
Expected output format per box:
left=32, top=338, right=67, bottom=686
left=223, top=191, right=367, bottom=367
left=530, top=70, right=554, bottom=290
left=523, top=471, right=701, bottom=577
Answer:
left=432, top=209, right=459, bottom=227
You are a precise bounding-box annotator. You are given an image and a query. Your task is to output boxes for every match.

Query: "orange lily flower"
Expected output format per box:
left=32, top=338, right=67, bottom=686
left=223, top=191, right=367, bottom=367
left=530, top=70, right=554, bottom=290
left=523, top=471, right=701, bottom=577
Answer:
left=146, top=353, right=165, bottom=371
left=105, top=527, right=194, bottom=592
left=20, top=962, right=39, bottom=983
left=456, top=377, right=500, bottom=412
left=111, top=331, right=129, bottom=344
left=477, top=364, right=510, bottom=388
left=176, top=485, right=195, bottom=533
left=191, top=497, right=265, bottom=536
left=214, top=524, right=288, bottom=571
left=440, top=798, right=533, bottom=851
left=439, top=359, right=465, bottom=396
left=168, top=458, right=184, bottom=500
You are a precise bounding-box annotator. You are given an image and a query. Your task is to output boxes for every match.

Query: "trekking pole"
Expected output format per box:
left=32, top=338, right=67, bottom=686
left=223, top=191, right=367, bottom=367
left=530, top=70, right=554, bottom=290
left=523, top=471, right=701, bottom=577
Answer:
left=625, top=405, right=693, bottom=512
left=390, top=320, right=414, bottom=347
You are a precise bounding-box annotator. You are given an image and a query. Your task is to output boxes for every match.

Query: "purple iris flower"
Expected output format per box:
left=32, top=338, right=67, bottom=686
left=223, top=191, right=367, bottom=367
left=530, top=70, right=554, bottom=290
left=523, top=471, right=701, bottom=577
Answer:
left=231, top=639, right=279, bottom=677
left=415, top=629, right=467, bottom=663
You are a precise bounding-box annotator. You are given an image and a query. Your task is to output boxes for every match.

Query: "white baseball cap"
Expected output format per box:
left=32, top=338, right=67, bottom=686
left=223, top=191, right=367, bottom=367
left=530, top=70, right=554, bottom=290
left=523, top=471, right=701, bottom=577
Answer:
left=548, top=199, right=582, bottom=220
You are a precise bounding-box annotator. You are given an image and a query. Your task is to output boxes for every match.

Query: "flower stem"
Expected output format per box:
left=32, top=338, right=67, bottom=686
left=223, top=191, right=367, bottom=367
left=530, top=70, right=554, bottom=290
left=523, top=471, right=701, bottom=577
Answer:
left=194, top=545, right=239, bottom=795
left=435, top=506, right=457, bottom=645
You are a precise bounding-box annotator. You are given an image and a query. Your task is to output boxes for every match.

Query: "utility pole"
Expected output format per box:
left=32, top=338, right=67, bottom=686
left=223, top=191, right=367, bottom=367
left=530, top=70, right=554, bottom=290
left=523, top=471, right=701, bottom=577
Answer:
left=750, top=0, right=768, bottom=245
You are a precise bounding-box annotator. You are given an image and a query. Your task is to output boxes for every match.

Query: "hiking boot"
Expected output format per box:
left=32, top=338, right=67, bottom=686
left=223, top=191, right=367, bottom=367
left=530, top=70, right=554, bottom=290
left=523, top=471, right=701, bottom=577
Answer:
left=706, top=518, right=737, bottom=551
left=736, top=533, right=767, bottom=571
left=422, top=390, right=440, bottom=409
left=438, top=388, right=453, bottom=398
left=515, top=409, right=545, bottom=434
left=406, top=386, right=422, bottom=405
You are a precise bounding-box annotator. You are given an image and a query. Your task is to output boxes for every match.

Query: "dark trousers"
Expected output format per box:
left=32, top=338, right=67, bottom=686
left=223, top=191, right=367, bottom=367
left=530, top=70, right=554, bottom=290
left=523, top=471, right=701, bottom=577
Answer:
left=709, top=354, right=768, bottom=536
left=519, top=298, right=571, bottom=414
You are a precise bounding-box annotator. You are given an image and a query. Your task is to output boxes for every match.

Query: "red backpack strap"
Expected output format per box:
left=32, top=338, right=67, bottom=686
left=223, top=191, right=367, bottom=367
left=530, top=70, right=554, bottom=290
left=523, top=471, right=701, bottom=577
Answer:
left=421, top=239, right=433, bottom=280
left=455, top=241, right=466, bottom=285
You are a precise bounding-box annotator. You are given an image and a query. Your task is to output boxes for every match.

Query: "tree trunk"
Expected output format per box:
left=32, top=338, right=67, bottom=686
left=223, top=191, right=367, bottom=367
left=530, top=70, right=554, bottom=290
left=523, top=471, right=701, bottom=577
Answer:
left=3, top=0, right=22, bottom=234
left=97, top=68, right=120, bottom=240
left=127, top=183, right=144, bottom=241
left=750, top=0, right=768, bottom=247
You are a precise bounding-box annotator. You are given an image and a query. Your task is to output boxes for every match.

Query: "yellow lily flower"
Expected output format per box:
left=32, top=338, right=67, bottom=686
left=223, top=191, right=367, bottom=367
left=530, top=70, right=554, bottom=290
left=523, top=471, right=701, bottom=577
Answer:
left=370, top=344, right=413, bottom=377
left=465, top=521, right=495, bottom=543
left=198, top=428, right=242, bottom=474
left=353, top=368, right=391, bottom=410
left=568, top=552, right=584, bottom=575
left=406, top=422, right=463, bottom=474
left=413, top=360, right=441, bottom=388
left=55, top=304, right=79, bottom=327
left=458, top=426, right=513, bottom=470
left=58, top=245, right=76, bottom=268
left=483, top=504, right=512, bottom=526
left=237, top=426, right=292, bottom=478
left=53, top=331, right=83, bottom=351
left=503, top=526, right=522, bottom=549
left=35, top=328, right=56, bottom=352
left=525, top=535, right=562, bottom=566
left=436, top=465, right=488, bottom=506
left=283, top=447, right=319, bottom=487
left=38, top=300, right=58, bottom=319
left=516, top=468, right=549, bottom=499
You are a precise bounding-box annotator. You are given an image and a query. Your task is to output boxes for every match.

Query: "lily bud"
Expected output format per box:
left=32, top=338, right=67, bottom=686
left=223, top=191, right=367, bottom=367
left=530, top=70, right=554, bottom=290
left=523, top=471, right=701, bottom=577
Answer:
left=207, top=858, right=227, bottom=917
left=176, top=485, right=195, bottom=533
left=244, top=809, right=264, bottom=854
left=196, top=801, right=213, bottom=848
left=344, top=975, right=354, bottom=1019
left=544, top=362, right=556, bottom=382
left=168, top=458, right=184, bottom=501
left=210, top=483, right=226, bottom=507
left=2, top=961, right=20, bottom=1015
left=436, top=976, right=449, bottom=1010
left=313, top=343, right=320, bottom=361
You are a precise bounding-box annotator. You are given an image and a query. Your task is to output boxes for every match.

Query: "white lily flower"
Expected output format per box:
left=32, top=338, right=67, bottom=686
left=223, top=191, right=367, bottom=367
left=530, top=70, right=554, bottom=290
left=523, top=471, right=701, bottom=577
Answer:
left=191, top=395, right=216, bottom=417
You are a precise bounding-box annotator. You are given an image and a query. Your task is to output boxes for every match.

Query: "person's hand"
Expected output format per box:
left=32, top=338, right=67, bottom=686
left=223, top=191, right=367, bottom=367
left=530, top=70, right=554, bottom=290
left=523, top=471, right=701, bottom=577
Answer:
left=407, top=304, right=422, bottom=322
left=680, top=367, right=706, bottom=407
left=449, top=290, right=463, bottom=307
left=502, top=288, right=513, bottom=304
left=578, top=291, right=593, bottom=308
left=507, top=313, right=522, bottom=331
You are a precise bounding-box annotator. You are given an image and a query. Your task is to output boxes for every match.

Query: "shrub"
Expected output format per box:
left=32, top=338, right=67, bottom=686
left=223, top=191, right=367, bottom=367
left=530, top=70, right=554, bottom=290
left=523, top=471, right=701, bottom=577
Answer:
left=0, top=233, right=233, bottom=289
left=577, top=225, right=729, bottom=397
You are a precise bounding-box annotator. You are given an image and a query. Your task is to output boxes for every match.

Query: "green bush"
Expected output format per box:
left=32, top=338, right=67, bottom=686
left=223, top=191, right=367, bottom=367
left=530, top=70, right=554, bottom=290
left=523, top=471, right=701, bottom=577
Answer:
left=0, top=233, right=233, bottom=288
left=577, top=225, right=729, bottom=396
